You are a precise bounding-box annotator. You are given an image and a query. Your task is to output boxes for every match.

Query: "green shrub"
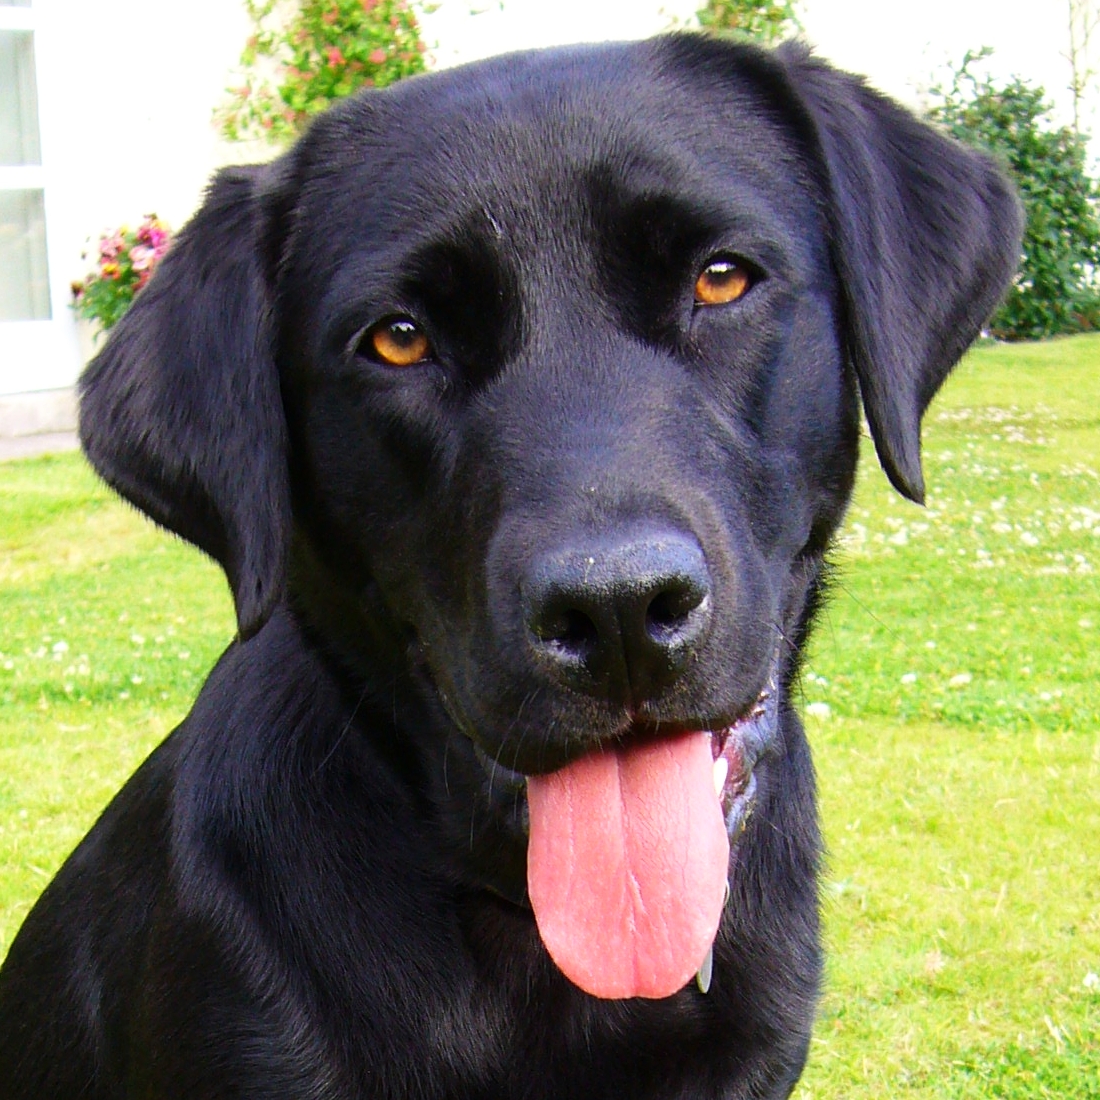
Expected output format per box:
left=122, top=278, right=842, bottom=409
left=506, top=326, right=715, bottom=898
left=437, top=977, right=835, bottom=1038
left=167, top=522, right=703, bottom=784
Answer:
left=218, top=0, right=427, bottom=144
left=928, top=49, right=1100, bottom=341
left=695, top=0, right=800, bottom=44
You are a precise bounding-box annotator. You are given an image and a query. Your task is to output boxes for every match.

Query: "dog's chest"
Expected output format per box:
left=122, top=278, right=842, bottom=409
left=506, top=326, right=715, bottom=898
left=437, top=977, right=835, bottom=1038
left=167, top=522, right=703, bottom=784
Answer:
left=404, top=944, right=728, bottom=1100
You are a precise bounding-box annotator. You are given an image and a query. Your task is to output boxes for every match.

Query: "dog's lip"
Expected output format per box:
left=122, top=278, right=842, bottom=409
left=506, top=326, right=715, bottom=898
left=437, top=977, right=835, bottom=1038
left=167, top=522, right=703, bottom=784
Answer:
left=709, top=663, right=779, bottom=836
left=470, top=655, right=781, bottom=842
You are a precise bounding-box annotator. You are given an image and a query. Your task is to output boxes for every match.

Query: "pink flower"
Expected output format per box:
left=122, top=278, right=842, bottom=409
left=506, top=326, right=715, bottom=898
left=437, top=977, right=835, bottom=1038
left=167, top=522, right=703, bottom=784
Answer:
left=137, top=218, right=170, bottom=255
left=130, top=244, right=157, bottom=273
left=326, top=46, right=345, bottom=67
left=99, top=234, right=124, bottom=262
left=368, top=47, right=386, bottom=65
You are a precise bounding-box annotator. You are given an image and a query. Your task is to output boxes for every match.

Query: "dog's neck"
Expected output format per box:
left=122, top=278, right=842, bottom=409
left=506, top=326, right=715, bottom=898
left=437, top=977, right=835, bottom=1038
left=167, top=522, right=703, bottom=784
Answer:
left=286, top=529, right=412, bottom=683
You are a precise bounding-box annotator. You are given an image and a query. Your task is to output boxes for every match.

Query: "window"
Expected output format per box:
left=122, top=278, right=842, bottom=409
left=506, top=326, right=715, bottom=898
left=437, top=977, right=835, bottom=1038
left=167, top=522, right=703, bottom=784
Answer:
left=0, top=2, right=50, bottom=321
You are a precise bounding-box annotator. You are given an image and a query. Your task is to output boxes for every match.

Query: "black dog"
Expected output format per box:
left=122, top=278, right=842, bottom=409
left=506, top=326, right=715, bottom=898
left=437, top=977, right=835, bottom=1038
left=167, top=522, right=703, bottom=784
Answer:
left=0, top=35, right=1019, bottom=1099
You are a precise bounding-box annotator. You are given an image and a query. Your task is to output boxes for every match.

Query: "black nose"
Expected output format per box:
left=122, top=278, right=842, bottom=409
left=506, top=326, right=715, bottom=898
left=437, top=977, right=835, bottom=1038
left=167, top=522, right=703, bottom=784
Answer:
left=522, top=531, right=712, bottom=702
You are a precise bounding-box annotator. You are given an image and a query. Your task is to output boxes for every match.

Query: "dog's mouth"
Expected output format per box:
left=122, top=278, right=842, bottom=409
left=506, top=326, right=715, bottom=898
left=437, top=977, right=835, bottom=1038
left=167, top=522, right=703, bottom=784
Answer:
left=469, top=657, right=779, bottom=1003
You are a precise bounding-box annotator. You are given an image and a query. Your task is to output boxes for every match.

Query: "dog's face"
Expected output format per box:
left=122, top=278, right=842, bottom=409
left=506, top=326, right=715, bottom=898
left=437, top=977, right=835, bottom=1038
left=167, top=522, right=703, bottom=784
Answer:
left=79, top=36, right=1020, bottom=1003
left=279, top=45, right=847, bottom=756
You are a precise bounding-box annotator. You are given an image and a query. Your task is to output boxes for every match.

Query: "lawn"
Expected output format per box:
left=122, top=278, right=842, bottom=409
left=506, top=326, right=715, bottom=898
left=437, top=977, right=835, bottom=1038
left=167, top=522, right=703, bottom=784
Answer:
left=1, top=335, right=1098, bottom=1097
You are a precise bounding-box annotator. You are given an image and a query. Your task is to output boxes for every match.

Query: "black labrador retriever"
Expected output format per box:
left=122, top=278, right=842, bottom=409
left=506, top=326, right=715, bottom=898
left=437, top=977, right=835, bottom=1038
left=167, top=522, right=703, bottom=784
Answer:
left=0, top=34, right=1020, bottom=1100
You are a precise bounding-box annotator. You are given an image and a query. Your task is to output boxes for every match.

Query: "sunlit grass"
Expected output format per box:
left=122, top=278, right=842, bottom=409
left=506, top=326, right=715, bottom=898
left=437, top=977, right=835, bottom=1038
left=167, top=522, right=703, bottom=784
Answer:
left=0, top=456, right=234, bottom=945
left=1, top=335, right=1098, bottom=1097
left=799, top=333, right=1100, bottom=1098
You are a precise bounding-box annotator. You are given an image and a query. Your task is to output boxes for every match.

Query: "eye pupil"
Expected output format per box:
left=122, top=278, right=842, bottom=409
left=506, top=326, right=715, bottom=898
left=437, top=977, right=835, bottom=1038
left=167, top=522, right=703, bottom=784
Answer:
left=363, top=316, right=432, bottom=367
left=694, top=258, right=752, bottom=306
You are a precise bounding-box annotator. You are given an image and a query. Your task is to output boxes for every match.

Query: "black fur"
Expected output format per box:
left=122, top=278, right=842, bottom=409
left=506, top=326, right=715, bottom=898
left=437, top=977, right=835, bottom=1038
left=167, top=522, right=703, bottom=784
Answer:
left=0, top=36, right=1021, bottom=1099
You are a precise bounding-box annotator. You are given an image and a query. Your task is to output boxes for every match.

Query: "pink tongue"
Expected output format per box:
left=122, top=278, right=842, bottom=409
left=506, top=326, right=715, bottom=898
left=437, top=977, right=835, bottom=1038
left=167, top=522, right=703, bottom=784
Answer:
left=526, top=730, right=729, bottom=1000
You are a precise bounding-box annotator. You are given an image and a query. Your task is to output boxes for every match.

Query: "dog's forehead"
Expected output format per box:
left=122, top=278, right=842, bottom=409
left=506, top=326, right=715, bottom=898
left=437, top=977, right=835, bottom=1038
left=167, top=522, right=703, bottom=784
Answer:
left=294, top=38, right=812, bottom=249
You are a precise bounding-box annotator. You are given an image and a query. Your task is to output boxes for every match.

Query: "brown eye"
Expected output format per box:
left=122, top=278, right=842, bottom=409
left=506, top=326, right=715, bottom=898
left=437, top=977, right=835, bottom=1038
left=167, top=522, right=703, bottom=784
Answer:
left=364, top=317, right=432, bottom=367
left=694, top=258, right=753, bottom=306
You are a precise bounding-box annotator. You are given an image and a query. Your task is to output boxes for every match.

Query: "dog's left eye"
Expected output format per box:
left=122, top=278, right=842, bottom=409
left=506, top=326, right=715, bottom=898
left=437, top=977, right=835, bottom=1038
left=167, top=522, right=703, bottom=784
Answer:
left=357, top=317, right=433, bottom=367
left=694, top=257, right=754, bottom=307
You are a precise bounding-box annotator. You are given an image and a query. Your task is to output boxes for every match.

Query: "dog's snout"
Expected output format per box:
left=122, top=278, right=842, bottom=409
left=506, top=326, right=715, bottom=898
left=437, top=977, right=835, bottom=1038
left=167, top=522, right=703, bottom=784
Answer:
left=522, top=532, right=712, bottom=701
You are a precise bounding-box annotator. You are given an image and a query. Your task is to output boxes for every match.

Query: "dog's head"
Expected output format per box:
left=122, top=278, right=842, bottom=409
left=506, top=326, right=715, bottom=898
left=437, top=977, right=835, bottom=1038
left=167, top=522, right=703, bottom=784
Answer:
left=80, top=36, right=1021, bottom=1000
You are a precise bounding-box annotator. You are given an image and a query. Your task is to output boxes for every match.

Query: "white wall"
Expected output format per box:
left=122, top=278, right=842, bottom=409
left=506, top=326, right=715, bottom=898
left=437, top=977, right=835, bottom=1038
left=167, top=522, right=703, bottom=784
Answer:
left=1, top=0, right=265, bottom=397
left=800, top=0, right=1083, bottom=130
left=36, top=0, right=265, bottom=242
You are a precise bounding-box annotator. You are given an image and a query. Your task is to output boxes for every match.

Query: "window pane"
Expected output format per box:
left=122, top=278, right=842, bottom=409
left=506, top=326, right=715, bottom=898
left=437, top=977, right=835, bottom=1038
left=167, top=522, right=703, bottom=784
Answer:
left=0, top=188, right=50, bottom=320
left=0, top=31, right=41, bottom=165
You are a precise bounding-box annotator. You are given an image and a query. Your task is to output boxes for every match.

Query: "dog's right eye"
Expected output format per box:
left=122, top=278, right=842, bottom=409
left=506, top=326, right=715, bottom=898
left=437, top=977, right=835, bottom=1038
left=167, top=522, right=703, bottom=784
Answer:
left=694, top=257, right=754, bottom=307
left=356, top=317, right=433, bottom=367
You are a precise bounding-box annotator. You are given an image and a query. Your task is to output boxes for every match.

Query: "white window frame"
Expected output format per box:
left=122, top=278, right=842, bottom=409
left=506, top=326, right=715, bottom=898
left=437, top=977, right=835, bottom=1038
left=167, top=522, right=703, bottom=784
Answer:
left=0, top=1, right=80, bottom=397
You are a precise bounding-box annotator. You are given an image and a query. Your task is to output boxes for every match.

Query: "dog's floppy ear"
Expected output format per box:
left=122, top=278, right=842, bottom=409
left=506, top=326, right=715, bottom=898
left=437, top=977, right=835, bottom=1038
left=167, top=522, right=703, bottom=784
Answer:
left=79, top=164, right=292, bottom=638
left=776, top=44, right=1023, bottom=502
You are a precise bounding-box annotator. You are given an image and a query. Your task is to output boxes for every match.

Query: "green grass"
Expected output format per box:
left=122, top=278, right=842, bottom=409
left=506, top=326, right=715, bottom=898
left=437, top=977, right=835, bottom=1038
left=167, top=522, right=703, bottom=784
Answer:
left=2, top=335, right=1098, bottom=1097
left=0, top=457, right=235, bottom=943
left=798, top=333, right=1100, bottom=1098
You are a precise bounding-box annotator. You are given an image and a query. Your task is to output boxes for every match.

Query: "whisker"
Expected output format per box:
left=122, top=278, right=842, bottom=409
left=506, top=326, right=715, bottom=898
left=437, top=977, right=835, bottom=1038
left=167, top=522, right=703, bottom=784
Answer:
left=487, top=689, right=540, bottom=800
left=832, top=579, right=907, bottom=648
left=312, top=684, right=369, bottom=779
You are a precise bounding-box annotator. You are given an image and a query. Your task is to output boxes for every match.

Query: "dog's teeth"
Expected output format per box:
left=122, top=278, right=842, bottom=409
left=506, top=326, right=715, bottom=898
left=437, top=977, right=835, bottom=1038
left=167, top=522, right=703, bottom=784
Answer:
left=695, top=945, right=714, bottom=994
left=713, top=755, right=729, bottom=795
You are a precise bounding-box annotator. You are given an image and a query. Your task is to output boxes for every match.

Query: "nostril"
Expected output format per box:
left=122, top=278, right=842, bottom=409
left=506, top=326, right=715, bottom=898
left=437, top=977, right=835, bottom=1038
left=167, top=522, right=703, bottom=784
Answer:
left=645, top=585, right=709, bottom=645
left=532, top=603, right=600, bottom=660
